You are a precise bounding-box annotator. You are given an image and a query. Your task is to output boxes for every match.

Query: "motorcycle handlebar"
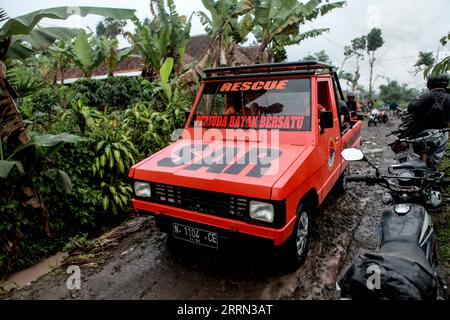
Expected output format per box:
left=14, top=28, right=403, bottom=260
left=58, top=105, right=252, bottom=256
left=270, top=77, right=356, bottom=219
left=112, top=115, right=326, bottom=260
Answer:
left=394, top=128, right=450, bottom=143
left=346, top=176, right=382, bottom=184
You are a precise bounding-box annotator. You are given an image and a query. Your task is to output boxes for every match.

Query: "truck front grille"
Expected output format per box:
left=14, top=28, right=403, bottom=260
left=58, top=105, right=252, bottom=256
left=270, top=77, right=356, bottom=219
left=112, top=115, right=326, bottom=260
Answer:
left=151, top=183, right=249, bottom=219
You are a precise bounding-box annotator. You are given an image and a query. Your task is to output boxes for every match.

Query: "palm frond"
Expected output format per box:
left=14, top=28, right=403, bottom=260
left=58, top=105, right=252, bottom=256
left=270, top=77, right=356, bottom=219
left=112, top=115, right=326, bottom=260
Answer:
left=0, top=7, right=8, bottom=23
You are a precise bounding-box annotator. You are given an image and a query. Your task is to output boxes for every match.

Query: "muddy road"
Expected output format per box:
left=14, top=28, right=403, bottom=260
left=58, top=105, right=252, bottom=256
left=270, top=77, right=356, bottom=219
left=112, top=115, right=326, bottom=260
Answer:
left=3, top=121, right=400, bottom=300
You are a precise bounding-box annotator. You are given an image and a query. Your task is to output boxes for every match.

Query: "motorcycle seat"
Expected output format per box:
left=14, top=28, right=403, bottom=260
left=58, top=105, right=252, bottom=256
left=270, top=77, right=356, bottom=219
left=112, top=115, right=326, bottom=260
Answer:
left=390, top=158, right=427, bottom=170
left=379, top=242, right=433, bottom=274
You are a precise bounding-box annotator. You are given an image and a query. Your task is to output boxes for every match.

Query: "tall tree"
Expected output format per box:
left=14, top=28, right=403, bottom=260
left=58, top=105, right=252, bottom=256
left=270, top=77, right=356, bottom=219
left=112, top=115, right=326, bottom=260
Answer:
left=339, top=36, right=366, bottom=92
left=415, top=51, right=435, bottom=72
left=366, top=28, right=384, bottom=101
left=302, top=50, right=332, bottom=63
left=96, top=17, right=127, bottom=39
left=378, top=80, right=420, bottom=104
left=250, top=0, right=345, bottom=63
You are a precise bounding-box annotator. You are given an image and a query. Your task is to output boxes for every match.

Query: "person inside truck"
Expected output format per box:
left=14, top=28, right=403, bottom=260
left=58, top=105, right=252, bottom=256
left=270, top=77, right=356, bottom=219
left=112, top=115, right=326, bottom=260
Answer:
left=225, top=93, right=244, bottom=115
left=346, top=92, right=358, bottom=116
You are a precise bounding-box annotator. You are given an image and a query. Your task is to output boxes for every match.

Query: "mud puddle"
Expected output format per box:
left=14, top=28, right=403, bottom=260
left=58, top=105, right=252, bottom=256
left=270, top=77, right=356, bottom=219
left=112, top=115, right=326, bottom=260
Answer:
left=0, top=252, right=67, bottom=293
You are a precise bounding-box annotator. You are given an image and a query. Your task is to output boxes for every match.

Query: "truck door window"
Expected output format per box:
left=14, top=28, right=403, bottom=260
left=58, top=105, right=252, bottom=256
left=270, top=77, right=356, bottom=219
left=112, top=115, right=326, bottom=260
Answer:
left=317, top=81, right=332, bottom=111
left=191, top=78, right=311, bottom=131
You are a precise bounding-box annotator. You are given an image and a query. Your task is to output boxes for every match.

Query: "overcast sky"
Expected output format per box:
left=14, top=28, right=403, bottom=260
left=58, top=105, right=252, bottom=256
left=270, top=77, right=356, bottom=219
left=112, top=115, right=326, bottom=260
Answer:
left=1, top=0, right=449, bottom=91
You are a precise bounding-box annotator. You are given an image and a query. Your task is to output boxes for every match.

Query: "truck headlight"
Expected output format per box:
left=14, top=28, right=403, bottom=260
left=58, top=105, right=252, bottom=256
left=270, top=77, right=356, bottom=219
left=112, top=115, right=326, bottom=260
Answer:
left=249, top=201, right=274, bottom=223
left=134, top=182, right=151, bottom=198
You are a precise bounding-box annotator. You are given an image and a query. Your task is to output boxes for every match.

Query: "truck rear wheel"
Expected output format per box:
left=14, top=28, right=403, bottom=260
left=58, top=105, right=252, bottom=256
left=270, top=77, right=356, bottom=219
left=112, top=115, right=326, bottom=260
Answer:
left=281, top=201, right=311, bottom=269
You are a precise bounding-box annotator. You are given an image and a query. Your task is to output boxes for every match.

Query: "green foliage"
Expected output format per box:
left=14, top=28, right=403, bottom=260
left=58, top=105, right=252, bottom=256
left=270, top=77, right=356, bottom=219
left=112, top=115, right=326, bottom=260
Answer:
left=437, top=150, right=450, bottom=266
left=0, top=160, right=24, bottom=178
left=415, top=51, right=435, bottom=69
left=249, top=0, right=345, bottom=63
left=366, top=28, right=384, bottom=100
left=20, top=87, right=60, bottom=122
left=69, top=33, right=105, bottom=78
left=366, top=28, right=384, bottom=52
left=6, top=60, right=46, bottom=98
left=197, top=0, right=253, bottom=66
left=160, top=57, right=174, bottom=102
left=378, top=80, right=420, bottom=104
left=302, top=50, right=332, bottom=63
left=128, top=0, right=192, bottom=77
left=96, top=17, right=127, bottom=39
left=63, top=233, right=93, bottom=253
left=424, top=32, right=450, bottom=78
left=69, top=76, right=144, bottom=109
left=99, top=37, right=134, bottom=76
left=0, top=6, right=136, bottom=61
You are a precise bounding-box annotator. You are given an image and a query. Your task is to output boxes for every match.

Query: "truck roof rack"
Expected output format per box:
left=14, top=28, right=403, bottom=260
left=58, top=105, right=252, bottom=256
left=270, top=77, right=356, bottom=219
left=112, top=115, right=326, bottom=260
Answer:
left=203, top=61, right=335, bottom=77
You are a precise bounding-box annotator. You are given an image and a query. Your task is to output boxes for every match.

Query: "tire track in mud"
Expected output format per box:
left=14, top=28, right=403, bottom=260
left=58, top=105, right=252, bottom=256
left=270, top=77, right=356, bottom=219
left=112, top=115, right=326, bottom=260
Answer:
left=2, top=122, right=397, bottom=300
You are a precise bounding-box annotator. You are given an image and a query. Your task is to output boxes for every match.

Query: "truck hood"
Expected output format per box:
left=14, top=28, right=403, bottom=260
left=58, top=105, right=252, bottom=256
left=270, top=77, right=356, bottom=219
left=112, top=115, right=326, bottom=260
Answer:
left=130, top=140, right=313, bottom=199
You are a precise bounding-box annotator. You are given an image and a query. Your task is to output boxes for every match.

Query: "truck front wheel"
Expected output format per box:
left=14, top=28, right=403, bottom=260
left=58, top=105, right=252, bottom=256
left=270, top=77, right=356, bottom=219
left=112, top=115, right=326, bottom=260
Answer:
left=280, top=202, right=311, bottom=268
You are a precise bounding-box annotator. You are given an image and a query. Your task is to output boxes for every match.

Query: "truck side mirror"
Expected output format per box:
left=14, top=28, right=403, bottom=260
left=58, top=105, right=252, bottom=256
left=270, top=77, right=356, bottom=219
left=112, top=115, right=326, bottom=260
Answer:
left=341, top=148, right=364, bottom=162
left=320, top=111, right=334, bottom=133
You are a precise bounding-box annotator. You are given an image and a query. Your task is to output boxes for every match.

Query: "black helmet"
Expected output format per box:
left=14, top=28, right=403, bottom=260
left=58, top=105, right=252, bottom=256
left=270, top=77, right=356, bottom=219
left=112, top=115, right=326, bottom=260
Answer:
left=427, top=74, right=449, bottom=90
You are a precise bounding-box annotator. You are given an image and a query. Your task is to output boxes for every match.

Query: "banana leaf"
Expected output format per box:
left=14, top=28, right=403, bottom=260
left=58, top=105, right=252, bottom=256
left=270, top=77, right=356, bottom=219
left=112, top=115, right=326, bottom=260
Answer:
left=0, top=160, right=25, bottom=178
left=0, top=6, right=136, bottom=37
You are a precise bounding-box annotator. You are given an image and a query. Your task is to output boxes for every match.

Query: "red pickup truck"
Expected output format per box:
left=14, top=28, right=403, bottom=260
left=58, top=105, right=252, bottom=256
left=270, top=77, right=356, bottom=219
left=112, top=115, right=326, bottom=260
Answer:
left=129, top=61, right=363, bottom=266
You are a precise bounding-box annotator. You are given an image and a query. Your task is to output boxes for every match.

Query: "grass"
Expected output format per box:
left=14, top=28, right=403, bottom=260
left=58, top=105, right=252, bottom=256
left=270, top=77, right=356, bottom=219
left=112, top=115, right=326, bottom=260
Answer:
left=437, top=150, right=450, bottom=266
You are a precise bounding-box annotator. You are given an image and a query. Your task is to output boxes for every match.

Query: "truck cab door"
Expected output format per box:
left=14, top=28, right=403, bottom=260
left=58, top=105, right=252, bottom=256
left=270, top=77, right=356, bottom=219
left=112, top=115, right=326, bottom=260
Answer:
left=317, top=78, right=342, bottom=198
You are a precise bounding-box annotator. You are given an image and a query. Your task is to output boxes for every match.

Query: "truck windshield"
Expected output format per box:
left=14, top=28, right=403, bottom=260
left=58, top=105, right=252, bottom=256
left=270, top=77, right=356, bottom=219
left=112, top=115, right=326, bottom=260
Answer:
left=190, top=78, right=311, bottom=131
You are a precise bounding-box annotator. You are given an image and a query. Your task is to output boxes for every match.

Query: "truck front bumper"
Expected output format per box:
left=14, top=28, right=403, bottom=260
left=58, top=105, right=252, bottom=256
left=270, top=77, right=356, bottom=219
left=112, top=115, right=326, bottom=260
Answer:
left=132, top=199, right=295, bottom=246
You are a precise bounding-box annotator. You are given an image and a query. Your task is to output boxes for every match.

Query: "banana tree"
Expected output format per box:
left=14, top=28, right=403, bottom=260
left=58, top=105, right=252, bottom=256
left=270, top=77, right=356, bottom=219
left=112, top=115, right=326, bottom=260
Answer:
left=0, top=6, right=135, bottom=149
left=99, top=37, right=134, bottom=77
left=48, top=40, right=73, bottom=85
left=1, top=133, right=84, bottom=236
left=197, top=0, right=253, bottom=67
left=128, top=0, right=192, bottom=78
left=249, top=0, right=345, bottom=63
left=67, top=33, right=105, bottom=78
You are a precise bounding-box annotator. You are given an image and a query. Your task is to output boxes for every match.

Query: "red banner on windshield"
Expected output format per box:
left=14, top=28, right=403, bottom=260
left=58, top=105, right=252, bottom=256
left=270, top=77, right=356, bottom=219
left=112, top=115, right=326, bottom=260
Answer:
left=193, top=115, right=305, bottom=130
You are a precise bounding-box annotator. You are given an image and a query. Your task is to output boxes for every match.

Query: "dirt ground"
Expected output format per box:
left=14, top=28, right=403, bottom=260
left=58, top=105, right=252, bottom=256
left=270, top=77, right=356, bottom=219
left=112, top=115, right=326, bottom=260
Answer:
left=2, top=119, right=447, bottom=300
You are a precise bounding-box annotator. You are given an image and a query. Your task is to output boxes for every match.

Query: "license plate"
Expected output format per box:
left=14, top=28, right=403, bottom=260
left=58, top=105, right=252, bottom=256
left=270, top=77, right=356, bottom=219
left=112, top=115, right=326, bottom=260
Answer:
left=172, top=223, right=218, bottom=249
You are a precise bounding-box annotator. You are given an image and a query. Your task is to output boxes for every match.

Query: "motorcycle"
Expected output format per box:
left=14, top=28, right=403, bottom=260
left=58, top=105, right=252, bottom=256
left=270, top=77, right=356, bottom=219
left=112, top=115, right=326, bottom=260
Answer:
left=368, top=113, right=379, bottom=127
left=380, top=110, right=389, bottom=124
left=337, top=148, right=449, bottom=300
left=388, top=128, right=450, bottom=170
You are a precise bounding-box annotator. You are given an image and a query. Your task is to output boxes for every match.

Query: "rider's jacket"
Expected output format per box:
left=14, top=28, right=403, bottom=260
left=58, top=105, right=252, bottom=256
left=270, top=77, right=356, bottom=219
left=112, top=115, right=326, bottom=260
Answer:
left=408, top=88, right=450, bottom=131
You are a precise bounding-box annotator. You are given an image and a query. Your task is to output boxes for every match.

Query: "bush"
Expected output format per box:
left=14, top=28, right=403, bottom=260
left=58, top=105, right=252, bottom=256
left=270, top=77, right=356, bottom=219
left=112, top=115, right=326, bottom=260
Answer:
left=69, top=76, right=146, bottom=110
left=0, top=74, right=195, bottom=279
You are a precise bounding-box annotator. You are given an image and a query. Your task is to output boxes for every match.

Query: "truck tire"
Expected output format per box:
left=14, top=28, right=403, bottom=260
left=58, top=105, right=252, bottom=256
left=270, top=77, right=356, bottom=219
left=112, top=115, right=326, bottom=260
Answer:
left=281, top=201, right=311, bottom=269
left=335, top=170, right=347, bottom=193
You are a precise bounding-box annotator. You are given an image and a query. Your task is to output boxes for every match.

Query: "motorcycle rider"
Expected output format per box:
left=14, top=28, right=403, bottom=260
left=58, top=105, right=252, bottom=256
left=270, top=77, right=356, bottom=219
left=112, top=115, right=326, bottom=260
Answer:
left=407, top=74, right=450, bottom=167
left=408, top=74, right=450, bottom=130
